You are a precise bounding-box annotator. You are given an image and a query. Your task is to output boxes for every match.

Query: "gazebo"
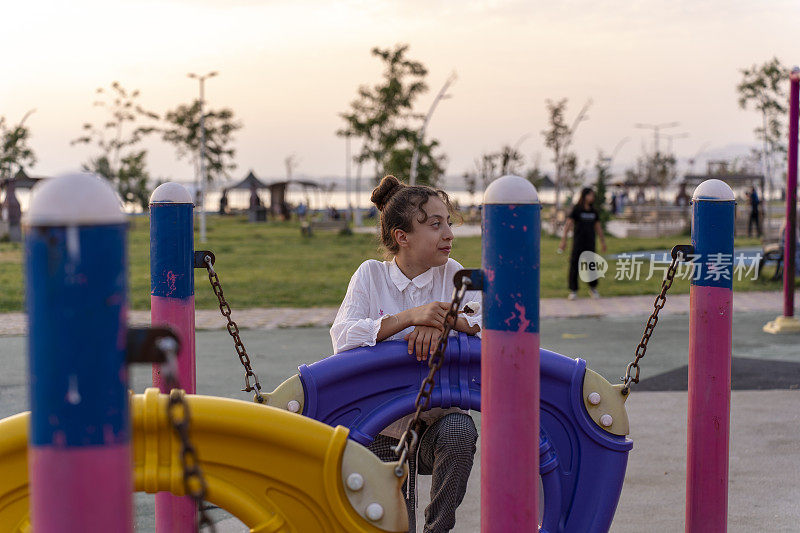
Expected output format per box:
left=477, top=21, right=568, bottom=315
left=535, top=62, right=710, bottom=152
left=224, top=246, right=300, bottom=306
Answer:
left=222, top=171, right=322, bottom=220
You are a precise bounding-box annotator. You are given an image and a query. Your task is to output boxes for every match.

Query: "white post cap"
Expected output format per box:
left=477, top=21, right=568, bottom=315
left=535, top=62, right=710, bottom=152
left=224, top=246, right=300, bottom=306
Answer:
left=25, top=173, right=125, bottom=226
left=484, top=175, right=539, bottom=205
left=692, top=179, right=735, bottom=202
left=150, top=182, right=193, bottom=204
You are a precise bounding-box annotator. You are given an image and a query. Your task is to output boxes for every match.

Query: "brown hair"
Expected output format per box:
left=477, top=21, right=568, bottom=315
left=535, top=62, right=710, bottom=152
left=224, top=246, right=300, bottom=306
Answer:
left=370, top=175, right=457, bottom=257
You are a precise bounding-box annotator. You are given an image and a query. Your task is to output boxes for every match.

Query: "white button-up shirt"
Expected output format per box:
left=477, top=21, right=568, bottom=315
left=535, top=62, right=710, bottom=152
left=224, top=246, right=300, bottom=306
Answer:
left=330, top=257, right=482, bottom=437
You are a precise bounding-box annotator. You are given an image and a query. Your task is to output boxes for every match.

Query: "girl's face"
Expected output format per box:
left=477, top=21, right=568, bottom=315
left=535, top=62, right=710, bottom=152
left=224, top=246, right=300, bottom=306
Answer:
left=585, top=191, right=595, bottom=205
left=398, top=197, right=454, bottom=268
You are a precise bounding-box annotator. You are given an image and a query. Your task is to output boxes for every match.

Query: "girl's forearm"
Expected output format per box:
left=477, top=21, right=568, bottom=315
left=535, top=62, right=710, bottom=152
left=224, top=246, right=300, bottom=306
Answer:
left=376, top=310, right=411, bottom=342
left=452, top=316, right=481, bottom=335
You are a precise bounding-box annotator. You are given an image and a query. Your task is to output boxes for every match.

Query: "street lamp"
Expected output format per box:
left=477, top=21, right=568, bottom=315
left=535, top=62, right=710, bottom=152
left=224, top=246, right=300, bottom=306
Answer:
left=188, top=70, right=218, bottom=243
left=410, top=72, right=457, bottom=185
left=634, top=121, right=679, bottom=155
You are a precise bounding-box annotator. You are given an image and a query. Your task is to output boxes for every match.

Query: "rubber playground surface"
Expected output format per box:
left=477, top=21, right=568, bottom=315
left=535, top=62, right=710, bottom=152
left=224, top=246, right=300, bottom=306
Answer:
left=0, top=307, right=798, bottom=531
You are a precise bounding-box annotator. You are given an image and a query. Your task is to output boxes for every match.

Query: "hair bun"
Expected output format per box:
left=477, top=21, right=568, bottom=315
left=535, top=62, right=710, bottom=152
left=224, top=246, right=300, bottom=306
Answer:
left=370, top=175, right=404, bottom=211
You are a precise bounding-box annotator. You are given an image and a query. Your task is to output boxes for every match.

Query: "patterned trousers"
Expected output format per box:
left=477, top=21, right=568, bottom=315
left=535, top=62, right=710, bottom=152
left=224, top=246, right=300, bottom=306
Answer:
left=367, top=413, right=478, bottom=533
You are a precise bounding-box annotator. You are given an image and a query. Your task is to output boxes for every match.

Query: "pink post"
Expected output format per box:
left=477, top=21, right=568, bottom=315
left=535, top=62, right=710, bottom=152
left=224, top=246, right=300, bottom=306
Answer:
left=150, top=183, right=198, bottom=532
left=686, top=179, right=735, bottom=532
left=763, top=69, right=800, bottom=333
left=783, top=68, right=799, bottom=318
left=481, top=175, right=541, bottom=531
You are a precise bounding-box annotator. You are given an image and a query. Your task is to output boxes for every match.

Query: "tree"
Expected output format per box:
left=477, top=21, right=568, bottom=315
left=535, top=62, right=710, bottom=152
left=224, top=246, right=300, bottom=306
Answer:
left=622, top=150, right=676, bottom=205
left=162, top=101, right=241, bottom=186
left=0, top=110, right=36, bottom=180
left=737, top=57, right=789, bottom=212
left=542, top=98, right=591, bottom=211
left=474, top=152, right=499, bottom=191
left=524, top=153, right=551, bottom=189
left=594, top=152, right=611, bottom=227
left=497, top=144, right=524, bottom=176
left=462, top=171, right=477, bottom=200
left=72, top=82, right=159, bottom=210
left=383, top=139, right=447, bottom=186
left=338, top=44, right=446, bottom=185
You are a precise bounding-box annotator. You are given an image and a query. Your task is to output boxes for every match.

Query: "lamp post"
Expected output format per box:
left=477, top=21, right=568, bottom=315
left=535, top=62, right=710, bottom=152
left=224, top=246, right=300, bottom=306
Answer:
left=634, top=121, right=679, bottom=156
left=188, top=71, right=218, bottom=243
left=410, top=72, right=457, bottom=185
left=345, top=134, right=352, bottom=223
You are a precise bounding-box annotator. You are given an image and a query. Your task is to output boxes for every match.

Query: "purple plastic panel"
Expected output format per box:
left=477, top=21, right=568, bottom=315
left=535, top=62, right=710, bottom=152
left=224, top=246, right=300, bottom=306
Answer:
left=298, top=333, right=632, bottom=532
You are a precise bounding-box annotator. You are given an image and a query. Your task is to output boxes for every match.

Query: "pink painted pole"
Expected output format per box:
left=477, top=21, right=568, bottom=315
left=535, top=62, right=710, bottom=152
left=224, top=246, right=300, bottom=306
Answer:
left=150, top=183, right=198, bottom=532
left=686, top=179, right=735, bottom=532
left=783, top=68, right=799, bottom=318
left=481, top=175, right=540, bottom=531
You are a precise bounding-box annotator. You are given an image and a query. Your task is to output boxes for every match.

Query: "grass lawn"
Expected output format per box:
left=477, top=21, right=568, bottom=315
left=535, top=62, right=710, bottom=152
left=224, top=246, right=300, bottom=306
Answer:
left=0, top=214, right=780, bottom=312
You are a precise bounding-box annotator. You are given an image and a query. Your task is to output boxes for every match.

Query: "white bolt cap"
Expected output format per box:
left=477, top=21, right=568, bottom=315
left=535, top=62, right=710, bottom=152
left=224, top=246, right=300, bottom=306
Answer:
left=150, top=182, right=193, bottom=204
left=600, top=414, right=613, bottom=427
left=25, top=173, right=125, bottom=226
left=692, top=179, right=735, bottom=202
left=365, top=503, right=384, bottom=521
left=484, top=175, right=539, bottom=205
left=346, top=473, right=364, bottom=491
left=588, top=392, right=601, bottom=405
left=287, top=400, right=301, bottom=413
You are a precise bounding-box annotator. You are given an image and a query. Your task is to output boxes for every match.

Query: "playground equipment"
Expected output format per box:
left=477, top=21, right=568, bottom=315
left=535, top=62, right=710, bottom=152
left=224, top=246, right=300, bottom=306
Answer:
left=150, top=181, right=202, bottom=530
left=0, top=174, right=409, bottom=533
left=0, top=389, right=409, bottom=533
left=0, top=173, right=736, bottom=532
left=267, top=334, right=631, bottom=532
left=764, top=66, right=800, bottom=334
left=262, top=177, right=736, bottom=532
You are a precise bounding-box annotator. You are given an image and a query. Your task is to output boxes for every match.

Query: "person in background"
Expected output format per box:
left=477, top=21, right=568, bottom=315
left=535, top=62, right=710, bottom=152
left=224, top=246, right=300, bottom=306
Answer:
left=748, top=186, right=762, bottom=237
left=218, top=190, right=228, bottom=215
left=559, top=187, right=607, bottom=300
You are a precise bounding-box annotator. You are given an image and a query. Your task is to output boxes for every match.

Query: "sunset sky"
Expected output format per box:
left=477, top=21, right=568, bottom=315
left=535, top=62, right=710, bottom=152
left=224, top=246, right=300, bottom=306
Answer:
left=3, top=0, right=799, bottom=187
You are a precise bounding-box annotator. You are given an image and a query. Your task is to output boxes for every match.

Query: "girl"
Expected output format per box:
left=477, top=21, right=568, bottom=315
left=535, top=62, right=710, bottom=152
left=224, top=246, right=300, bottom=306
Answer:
left=558, top=187, right=607, bottom=300
left=330, top=175, right=482, bottom=533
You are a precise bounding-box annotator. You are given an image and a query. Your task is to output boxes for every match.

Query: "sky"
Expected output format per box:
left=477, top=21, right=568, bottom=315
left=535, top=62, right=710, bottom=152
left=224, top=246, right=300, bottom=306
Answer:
left=2, top=0, right=799, bottom=187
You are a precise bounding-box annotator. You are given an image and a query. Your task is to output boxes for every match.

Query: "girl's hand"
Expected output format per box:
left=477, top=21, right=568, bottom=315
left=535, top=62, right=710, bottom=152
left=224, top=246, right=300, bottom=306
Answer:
left=408, top=302, right=449, bottom=330
left=404, top=325, right=442, bottom=361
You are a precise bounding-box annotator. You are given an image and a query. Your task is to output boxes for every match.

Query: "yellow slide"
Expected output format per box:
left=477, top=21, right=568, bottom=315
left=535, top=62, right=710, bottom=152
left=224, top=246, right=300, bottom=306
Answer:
left=0, top=388, right=408, bottom=533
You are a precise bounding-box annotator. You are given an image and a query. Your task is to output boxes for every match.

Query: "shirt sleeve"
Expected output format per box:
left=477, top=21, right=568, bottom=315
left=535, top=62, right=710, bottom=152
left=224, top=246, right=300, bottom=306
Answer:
left=449, top=259, right=482, bottom=338
left=330, top=264, right=390, bottom=354
left=461, top=288, right=483, bottom=338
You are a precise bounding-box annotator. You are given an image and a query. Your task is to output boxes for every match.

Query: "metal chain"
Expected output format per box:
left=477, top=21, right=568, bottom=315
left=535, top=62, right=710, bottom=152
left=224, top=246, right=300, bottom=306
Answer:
left=621, top=245, right=693, bottom=395
left=392, top=277, right=471, bottom=478
left=157, top=338, right=217, bottom=532
left=202, top=255, right=265, bottom=403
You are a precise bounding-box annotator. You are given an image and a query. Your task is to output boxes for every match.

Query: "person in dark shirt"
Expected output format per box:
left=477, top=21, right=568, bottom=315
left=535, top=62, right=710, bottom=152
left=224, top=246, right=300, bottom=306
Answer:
left=558, top=187, right=607, bottom=300
left=747, top=186, right=761, bottom=237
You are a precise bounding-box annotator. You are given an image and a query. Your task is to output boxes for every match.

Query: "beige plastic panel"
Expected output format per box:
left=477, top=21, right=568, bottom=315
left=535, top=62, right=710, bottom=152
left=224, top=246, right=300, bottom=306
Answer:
left=342, top=440, right=408, bottom=531
left=263, top=373, right=305, bottom=412
left=582, top=368, right=630, bottom=436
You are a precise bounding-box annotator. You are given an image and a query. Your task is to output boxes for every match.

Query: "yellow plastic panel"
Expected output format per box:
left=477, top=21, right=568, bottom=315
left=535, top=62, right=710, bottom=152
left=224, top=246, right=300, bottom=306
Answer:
left=0, top=389, right=407, bottom=533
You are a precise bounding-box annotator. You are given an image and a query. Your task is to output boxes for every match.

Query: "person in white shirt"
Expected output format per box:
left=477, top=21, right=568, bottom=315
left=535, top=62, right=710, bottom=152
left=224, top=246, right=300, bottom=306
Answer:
left=330, top=175, right=481, bottom=533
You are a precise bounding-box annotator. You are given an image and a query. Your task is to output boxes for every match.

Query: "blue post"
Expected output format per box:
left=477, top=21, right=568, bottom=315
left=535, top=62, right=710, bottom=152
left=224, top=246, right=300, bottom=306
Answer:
left=481, top=175, right=541, bottom=532
left=25, top=173, right=131, bottom=532
left=150, top=182, right=198, bottom=532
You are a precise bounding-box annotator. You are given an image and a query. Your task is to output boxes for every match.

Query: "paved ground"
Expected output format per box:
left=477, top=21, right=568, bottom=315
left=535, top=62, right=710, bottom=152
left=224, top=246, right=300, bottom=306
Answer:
left=0, top=299, right=798, bottom=531
left=0, top=290, right=792, bottom=337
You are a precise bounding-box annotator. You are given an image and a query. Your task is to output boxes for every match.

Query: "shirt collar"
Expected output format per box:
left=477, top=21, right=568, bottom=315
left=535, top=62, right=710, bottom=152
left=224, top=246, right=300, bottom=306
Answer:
left=389, top=259, right=434, bottom=291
